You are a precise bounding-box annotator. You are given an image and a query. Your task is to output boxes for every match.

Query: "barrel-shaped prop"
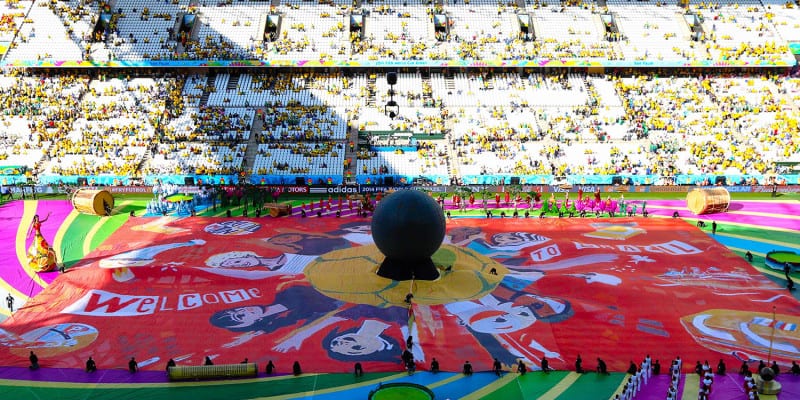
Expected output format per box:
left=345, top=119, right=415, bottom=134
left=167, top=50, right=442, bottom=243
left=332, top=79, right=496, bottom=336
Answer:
left=686, top=187, right=730, bottom=215
left=71, top=189, right=115, bottom=216
left=264, top=203, right=291, bottom=217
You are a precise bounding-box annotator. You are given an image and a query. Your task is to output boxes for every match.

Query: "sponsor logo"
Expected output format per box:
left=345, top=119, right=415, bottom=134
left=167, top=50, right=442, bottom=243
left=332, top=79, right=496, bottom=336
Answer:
left=649, top=186, right=692, bottom=193
left=698, top=185, right=752, bottom=193
left=751, top=185, right=798, bottom=193
left=310, top=186, right=360, bottom=194
left=283, top=186, right=308, bottom=193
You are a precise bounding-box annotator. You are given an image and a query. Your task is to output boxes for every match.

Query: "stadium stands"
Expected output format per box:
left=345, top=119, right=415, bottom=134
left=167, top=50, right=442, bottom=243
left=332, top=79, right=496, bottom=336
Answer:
left=0, top=0, right=798, bottom=187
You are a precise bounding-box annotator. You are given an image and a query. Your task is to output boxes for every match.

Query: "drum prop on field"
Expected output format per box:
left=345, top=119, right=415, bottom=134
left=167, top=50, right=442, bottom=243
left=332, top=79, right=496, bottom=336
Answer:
left=686, top=187, right=730, bottom=215
left=71, top=189, right=115, bottom=216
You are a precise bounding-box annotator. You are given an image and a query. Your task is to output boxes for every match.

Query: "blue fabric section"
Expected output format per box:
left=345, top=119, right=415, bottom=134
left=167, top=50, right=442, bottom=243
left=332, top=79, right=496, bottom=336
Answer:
left=303, top=372, right=454, bottom=400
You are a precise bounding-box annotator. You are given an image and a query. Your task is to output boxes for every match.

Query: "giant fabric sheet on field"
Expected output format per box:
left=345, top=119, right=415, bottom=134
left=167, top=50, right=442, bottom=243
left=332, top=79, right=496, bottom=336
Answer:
left=1, top=216, right=798, bottom=373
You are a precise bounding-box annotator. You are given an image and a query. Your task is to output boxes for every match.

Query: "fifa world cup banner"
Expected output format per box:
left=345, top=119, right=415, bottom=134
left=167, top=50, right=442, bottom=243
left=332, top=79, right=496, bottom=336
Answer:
left=0, top=216, right=797, bottom=373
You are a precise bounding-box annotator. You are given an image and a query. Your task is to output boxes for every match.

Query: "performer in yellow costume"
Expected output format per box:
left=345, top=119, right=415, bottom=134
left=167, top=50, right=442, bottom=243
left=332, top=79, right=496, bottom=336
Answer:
left=27, top=213, right=57, bottom=272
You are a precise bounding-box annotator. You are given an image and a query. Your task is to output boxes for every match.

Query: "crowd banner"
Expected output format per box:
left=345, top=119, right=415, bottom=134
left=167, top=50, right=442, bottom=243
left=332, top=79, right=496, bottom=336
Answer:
left=7, top=185, right=58, bottom=194
left=0, top=166, right=25, bottom=175
left=462, top=175, right=554, bottom=185
left=355, top=175, right=440, bottom=185
left=143, top=175, right=240, bottom=186
left=249, top=175, right=343, bottom=186
left=0, top=175, right=27, bottom=185
left=38, top=174, right=130, bottom=186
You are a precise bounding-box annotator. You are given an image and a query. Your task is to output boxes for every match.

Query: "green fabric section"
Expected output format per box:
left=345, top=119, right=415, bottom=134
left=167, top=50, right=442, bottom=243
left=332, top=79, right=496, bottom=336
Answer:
left=731, top=250, right=800, bottom=301
left=483, top=371, right=571, bottom=400
left=89, top=203, right=139, bottom=250
left=718, top=224, right=800, bottom=245
left=554, top=372, right=626, bottom=400
left=60, top=214, right=102, bottom=267
left=0, top=373, right=398, bottom=400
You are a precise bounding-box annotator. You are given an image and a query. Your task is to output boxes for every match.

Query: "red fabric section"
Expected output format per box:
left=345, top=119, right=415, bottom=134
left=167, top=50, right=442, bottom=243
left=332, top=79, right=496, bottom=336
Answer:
left=0, top=217, right=797, bottom=374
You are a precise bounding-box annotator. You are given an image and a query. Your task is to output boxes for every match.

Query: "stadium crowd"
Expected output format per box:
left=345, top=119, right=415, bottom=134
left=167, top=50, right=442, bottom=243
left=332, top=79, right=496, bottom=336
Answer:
left=0, top=0, right=798, bottom=186
left=1, top=68, right=798, bottom=184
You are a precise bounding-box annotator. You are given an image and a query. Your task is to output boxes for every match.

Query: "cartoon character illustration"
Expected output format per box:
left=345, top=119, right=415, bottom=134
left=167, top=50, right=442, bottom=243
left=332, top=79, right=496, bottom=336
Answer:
left=210, top=285, right=340, bottom=335
left=211, top=285, right=408, bottom=363
left=327, top=222, right=374, bottom=245
left=98, top=240, right=207, bottom=269
left=200, top=251, right=297, bottom=279
left=324, top=319, right=399, bottom=361
left=682, top=309, right=800, bottom=366
left=0, top=323, right=98, bottom=357
left=658, top=267, right=778, bottom=291
left=260, top=231, right=353, bottom=256
left=446, top=229, right=551, bottom=266
left=444, top=275, right=572, bottom=368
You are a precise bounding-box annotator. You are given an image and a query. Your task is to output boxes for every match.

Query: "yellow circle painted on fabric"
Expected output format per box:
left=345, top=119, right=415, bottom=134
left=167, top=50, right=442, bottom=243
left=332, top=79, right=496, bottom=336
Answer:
left=305, top=244, right=507, bottom=307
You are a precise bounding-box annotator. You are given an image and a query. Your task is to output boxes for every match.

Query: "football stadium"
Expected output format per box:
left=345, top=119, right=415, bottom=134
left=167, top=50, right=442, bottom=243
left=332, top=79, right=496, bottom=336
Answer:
left=0, top=0, right=799, bottom=399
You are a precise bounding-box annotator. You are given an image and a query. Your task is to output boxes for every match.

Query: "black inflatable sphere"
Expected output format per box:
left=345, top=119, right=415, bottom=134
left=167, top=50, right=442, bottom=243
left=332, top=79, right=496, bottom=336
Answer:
left=760, top=367, right=776, bottom=382
left=371, top=190, right=445, bottom=281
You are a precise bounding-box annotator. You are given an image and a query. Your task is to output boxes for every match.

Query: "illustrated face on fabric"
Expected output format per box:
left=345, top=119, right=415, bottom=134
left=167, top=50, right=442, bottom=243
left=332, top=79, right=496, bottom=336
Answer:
left=446, top=226, right=482, bottom=243
left=328, top=320, right=393, bottom=356
left=488, top=232, right=549, bottom=249
left=329, top=333, right=393, bottom=356
left=219, top=254, right=263, bottom=268
left=469, top=303, right=537, bottom=334
left=269, top=234, right=303, bottom=245
left=525, top=295, right=568, bottom=321
left=206, top=252, right=287, bottom=269
left=491, top=233, right=529, bottom=247
left=218, top=304, right=289, bottom=329
left=226, top=306, right=270, bottom=328
left=0, top=323, right=99, bottom=357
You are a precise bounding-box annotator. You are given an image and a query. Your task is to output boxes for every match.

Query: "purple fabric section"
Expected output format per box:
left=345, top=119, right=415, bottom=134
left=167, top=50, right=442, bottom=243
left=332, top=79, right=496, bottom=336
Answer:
left=0, top=366, right=287, bottom=384
left=0, top=201, right=72, bottom=298
left=0, top=366, right=169, bottom=383
left=634, top=374, right=672, bottom=400
left=644, top=201, right=800, bottom=231
left=23, top=201, right=74, bottom=286
left=0, top=202, right=41, bottom=298
left=636, top=373, right=800, bottom=400
left=647, top=200, right=800, bottom=216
